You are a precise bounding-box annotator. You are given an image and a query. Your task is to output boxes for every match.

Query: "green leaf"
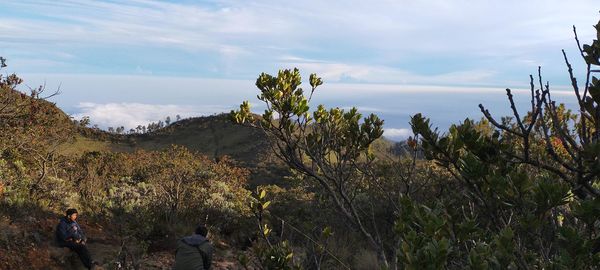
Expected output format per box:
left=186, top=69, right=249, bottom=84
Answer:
left=263, top=224, right=271, bottom=236
left=262, top=201, right=271, bottom=210
left=589, top=77, right=600, bottom=103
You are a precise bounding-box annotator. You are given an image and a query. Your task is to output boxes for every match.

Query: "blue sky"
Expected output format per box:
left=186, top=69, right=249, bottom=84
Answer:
left=0, top=0, right=597, bottom=139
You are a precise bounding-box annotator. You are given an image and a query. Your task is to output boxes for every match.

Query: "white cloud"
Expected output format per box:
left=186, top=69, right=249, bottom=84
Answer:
left=281, top=58, right=497, bottom=85
left=318, top=82, right=575, bottom=96
left=339, top=106, right=386, bottom=113
left=384, top=128, right=412, bottom=141
left=0, top=0, right=288, bottom=53
left=18, top=72, right=576, bottom=134
left=72, top=102, right=231, bottom=129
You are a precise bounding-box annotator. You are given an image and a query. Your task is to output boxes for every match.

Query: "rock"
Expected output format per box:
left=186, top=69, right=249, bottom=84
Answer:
left=31, top=232, right=42, bottom=244
left=48, top=245, right=86, bottom=269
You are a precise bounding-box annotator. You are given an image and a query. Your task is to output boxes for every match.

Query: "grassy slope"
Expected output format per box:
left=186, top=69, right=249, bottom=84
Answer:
left=131, top=114, right=268, bottom=161
left=61, top=114, right=266, bottom=156
left=59, top=113, right=400, bottom=186
left=60, top=114, right=287, bottom=185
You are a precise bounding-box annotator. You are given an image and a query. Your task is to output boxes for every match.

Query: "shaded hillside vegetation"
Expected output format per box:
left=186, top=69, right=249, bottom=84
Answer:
left=61, top=113, right=399, bottom=186
left=63, top=114, right=288, bottom=186
left=0, top=66, right=257, bottom=268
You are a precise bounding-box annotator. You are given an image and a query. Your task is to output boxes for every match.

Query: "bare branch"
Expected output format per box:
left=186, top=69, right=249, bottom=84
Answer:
left=506, top=88, right=526, bottom=133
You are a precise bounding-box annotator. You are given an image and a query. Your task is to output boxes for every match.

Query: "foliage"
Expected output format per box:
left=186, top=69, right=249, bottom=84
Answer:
left=232, top=68, right=418, bottom=267
left=408, top=18, right=600, bottom=269
left=0, top=64, right=254, bottom=267
left=63, top=146, right=252, bottom=240
left=0, top=59, right=75, bottom=210
left=238, top=188, right=301, bottom=270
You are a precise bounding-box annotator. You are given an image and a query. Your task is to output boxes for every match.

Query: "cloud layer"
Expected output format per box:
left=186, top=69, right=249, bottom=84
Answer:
left=21, top=72, right=578, bottom=139
left=73, top=101, right=417, bottom=141
left=73, top=102, right=231, bottom=129
left=384, top=128, right=413, bottom=141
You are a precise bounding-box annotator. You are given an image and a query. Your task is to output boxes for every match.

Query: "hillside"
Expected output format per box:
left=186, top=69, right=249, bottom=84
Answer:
left=57, top=114, right=282, bottom=185
left=60, top=113, right=401, bottom=186
left=0, top=87, right=401, bottom=187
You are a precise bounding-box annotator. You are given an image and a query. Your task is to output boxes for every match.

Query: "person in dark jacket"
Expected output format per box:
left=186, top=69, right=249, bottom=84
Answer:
left=55, top=208, right=96, bottom=269
left=173, top=225, right=214, bottom=270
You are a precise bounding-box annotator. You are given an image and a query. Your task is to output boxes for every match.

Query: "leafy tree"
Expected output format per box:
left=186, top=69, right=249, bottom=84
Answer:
left=409, top=17, right=600, bottom=268
left=232, top=69, right=411, bottom=267
left=75, top=116, right=91, bottom=128
left=0, top=57, right=74, bottom=206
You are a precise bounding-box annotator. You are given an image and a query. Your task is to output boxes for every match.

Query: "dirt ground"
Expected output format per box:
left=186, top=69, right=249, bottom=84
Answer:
left=0, top=213, right=242, bottom=270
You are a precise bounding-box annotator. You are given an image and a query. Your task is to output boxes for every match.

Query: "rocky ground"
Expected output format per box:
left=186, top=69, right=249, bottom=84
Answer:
left=0, top=212, right=241, bottom=270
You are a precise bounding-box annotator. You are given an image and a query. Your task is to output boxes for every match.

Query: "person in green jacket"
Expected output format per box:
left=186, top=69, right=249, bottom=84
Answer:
left=173, top=225, right=214, bottom=270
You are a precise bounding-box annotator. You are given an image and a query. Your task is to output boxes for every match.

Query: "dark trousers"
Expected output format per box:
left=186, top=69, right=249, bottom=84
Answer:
left=62, top=242, right=93, bottom=269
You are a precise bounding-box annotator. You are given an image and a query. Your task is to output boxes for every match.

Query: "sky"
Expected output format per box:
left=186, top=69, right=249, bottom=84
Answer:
left=0, top=0, right=597, bottom=140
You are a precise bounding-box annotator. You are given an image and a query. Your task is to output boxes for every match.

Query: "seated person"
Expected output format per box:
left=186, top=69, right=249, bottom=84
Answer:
left=55, top=208, right=97, bottom=269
